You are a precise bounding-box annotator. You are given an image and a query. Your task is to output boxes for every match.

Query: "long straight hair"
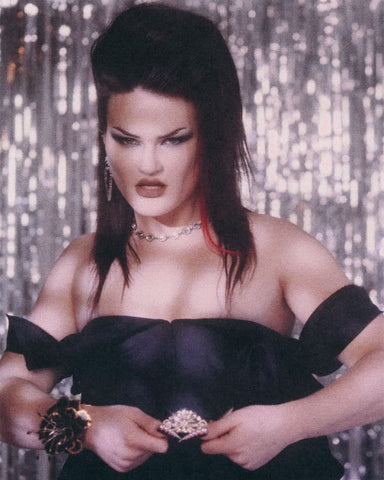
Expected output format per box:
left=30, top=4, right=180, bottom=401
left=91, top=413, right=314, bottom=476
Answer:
left=91, top=2, right=256, bottom=307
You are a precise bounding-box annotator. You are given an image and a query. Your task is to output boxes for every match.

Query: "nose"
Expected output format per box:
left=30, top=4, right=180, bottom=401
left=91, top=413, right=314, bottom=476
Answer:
left=137, top=144, right=162, bottom=175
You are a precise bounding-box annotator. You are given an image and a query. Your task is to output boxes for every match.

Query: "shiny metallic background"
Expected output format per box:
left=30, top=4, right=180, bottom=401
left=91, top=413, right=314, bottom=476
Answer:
left=0, top=0, right=383, bottom=478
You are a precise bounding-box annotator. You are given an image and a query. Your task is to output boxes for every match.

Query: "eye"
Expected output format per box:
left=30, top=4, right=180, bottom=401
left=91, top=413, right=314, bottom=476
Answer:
left=111, top=134, right=140, bottom=146
left=163, top=133, right=194, bottom=145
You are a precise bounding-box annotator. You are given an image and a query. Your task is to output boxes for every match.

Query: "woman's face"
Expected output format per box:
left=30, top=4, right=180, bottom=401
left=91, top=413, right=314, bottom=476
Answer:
left=104, top=87, right=201, bottom=223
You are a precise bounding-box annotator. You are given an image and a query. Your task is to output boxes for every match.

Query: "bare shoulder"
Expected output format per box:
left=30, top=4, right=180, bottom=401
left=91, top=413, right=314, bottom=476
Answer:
left=247, top=212, right=317, bottom=250
left=61, top=232, right=95, bottom=258
left=247, top=212, right=350, bottom=322
left=248, top=212, right=337, bottom=261
left=28, top=233, right=96, bottom=338
left=38, top=233, right=95, bottom=286
left=248, top=211, right=311, bottom=235
left=247, top=211, right=297, bottom=235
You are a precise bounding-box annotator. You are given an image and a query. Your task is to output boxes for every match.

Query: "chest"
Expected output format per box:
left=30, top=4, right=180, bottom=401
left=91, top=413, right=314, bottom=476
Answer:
left=74, top=240, right=294, bottom=333
left=96, top=245, right=227, bottom=319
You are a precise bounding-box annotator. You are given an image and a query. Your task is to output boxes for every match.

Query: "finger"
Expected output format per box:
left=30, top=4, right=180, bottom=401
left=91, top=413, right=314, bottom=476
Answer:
left=96, top=445, right=149, bottom=473
left=222, top=407, right=234, bottom=418
left=123, top=449, right=151, bottom=465
left=112, top=451, right=151, bottom=474
left=133, top=429, right=168, bottom=454
left=131, top=409, right=163, bottom=436
left=201, top=435, right=233, bottom=456
left=139, top=420, right=167, bottom=440
left=142, top=419, right=165, bottom=438
left=129, top=407, right=157, bottom=425
left=152, top=428, right=167, bottom=438
left=203, top=418, right=233, bottom=441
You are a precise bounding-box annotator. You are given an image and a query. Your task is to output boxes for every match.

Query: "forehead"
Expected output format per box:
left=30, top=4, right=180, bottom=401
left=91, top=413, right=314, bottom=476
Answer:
left=107, top=87, right=198, bottom=130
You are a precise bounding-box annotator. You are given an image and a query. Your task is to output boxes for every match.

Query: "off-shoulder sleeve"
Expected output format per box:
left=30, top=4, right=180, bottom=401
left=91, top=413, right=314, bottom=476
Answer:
left=5, top=315, right=64, bottom=371
left=298, top=285, right=382, bottom=376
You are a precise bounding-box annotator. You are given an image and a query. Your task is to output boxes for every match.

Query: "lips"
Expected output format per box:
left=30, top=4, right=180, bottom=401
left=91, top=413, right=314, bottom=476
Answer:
left=135, top=179, right=166, bottom=198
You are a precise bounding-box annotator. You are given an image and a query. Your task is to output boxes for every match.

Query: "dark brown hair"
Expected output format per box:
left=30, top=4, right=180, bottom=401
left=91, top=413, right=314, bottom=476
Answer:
left=91, top=2, right=255, bottom=306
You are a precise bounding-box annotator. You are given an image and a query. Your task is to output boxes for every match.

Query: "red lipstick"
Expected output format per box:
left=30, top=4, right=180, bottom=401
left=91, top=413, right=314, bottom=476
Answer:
left=135, top=179, right=166, bottom=198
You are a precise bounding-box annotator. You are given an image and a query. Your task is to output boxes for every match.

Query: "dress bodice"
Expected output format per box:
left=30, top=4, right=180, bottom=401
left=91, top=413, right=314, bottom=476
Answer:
left=5, top=285, right=381, bottom=479
left=62, top=317, right=322, bottom=415
left=6, top=315, right=322, bottom=415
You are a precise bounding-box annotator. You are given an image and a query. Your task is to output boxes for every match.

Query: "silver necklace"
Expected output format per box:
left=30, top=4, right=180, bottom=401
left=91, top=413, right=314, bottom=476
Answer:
left=131, top=221, right=202, bottom=242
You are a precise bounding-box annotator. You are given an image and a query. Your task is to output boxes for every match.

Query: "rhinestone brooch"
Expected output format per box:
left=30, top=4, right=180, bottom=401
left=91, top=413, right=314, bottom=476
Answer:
left=159, top=409, right=208, bottom=442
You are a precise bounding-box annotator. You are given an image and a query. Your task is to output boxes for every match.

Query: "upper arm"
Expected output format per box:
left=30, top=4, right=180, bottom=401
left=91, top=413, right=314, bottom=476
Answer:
left=276, top=221, right=350, bottom=324
left=0, top=234, right=94, bottom=389
left=28, top=234, right=94, bottom=338
left=271, top=219, right=384, bottom=365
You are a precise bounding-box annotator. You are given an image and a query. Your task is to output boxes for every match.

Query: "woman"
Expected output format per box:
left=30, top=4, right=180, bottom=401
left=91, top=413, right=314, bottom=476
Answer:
left=0, top=3, right=383, bottom=479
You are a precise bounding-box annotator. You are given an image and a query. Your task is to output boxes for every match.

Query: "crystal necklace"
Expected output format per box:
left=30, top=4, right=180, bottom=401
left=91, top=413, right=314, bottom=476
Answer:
left=131, top=221, right=202, bottom=242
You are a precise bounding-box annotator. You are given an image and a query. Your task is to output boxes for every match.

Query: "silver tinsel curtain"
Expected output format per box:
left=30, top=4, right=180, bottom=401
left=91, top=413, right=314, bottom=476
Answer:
left=0, top=0, right=383, bottom=478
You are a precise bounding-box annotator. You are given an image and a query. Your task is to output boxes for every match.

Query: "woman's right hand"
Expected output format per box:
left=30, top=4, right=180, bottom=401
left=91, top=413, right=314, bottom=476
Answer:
left=84, top=405, right=168, bottom=473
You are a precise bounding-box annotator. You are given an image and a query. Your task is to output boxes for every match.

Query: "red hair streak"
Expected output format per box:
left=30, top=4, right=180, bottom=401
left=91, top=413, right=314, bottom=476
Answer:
left=199, top=196, right=240, bottom=256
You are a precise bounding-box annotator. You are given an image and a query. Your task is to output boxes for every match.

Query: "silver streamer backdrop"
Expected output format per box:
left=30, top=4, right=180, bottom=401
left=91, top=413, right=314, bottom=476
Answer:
left=0, top=0, right=383, bottom=478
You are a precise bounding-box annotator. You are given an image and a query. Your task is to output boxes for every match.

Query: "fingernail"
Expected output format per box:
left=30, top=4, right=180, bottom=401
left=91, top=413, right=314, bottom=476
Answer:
left=222, top=408, right=234, bottom=417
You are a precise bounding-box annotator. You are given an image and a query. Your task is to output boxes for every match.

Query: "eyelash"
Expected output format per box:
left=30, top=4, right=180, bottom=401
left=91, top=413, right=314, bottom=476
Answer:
left=164, top=134, right=193, bottom=145
left=111, top=135, right=138, bottom=146
left=111, top=133, right=193, bottom=146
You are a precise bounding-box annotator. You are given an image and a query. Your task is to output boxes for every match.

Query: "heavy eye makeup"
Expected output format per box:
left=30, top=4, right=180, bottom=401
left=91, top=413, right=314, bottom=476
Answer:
left=163, top=132, right=194, bottom=145
left=110, top=133, right=140, bottom=146
left=110, top=129, right=194, bottom=147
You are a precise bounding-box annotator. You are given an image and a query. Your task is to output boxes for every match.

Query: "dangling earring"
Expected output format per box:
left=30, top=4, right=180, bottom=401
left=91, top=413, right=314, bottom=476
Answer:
left=104, top=156, right=113, bottom=202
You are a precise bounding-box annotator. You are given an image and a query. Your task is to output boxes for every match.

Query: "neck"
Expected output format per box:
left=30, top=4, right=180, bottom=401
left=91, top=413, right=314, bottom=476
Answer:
left=133, top=202, right=201, bottom=238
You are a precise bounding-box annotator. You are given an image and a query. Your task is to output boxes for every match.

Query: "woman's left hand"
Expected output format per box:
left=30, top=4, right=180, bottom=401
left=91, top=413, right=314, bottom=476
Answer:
left=201, top=404, right=294, bottom=471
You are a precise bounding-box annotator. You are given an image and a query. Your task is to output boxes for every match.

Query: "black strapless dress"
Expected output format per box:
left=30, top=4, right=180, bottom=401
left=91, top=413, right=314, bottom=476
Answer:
left=5, top=285, right=381, bottom=479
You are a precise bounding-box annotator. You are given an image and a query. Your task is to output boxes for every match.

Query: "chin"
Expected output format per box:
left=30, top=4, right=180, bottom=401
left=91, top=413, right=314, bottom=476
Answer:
left=123, top=187, right=200, bottom=219
left=128, top=198, right=178, bottom=219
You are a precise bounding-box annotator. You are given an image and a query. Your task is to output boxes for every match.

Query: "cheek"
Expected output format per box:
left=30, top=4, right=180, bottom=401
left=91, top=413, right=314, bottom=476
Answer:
left=108, top=163, right=136, bottom=199
left=109, top=161, right=125, bottom=180
left=182, top=145, right=200, bottom=177
left=107, top=150, right=135, bottom=179
left=178, top=159, right=200, bottom=193
left=110, top=160, right=127, bottom=176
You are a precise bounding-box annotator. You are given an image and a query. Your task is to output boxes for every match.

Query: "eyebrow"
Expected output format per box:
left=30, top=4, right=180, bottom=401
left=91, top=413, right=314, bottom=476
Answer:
left=111, top=126, right=190, bottom=140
